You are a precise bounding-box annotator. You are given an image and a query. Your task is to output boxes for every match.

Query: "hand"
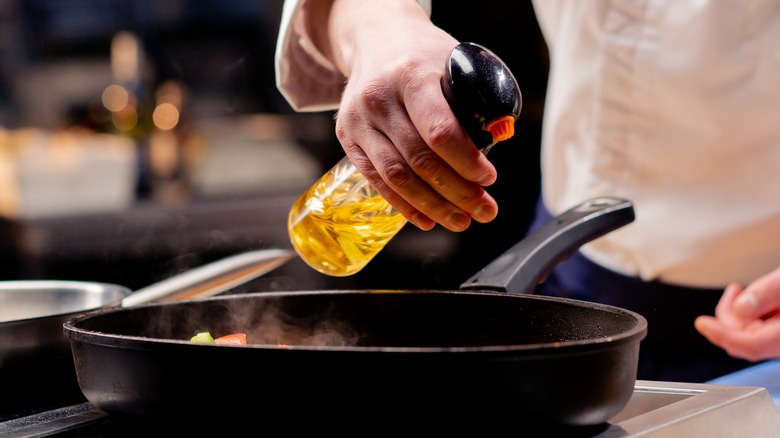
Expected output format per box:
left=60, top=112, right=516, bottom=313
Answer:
left=324, top=0, right=500, bottom=232
left=695, top=266, right=780, bottom=361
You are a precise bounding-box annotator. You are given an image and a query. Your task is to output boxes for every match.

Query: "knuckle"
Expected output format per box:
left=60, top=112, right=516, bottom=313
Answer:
left=408, top=152, right=444, bottom=180
left=354, top=159, right=385, bottom=190
left=458, top=185, right=485, bottom=204
left=334, top=106, right=359, bottom=143
left=384, top=161, right=413, bottom=188
left=361, top=78, right=395, bottom=116
left=426, top=117, right=460, bottom=151
left=397, top=57, right=427, bottom=87
left=334, top=119, right=350, bottom=144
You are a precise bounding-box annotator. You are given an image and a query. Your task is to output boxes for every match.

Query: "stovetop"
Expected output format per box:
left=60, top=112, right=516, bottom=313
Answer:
left=1, top=380, right=779, bottom=437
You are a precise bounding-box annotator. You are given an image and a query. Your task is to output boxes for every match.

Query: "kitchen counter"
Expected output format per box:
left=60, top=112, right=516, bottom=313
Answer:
left=1, top=380, right=779, bottom=436
left=708, top=359, right=780, bottom=408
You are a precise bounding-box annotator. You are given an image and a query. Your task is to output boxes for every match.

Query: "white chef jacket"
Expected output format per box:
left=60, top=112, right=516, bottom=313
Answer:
left=275, top=0, right=780, bottom=288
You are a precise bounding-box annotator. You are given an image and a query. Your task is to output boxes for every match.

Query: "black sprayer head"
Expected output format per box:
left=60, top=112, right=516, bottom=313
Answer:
left=441, top=42, right=522, bottom=150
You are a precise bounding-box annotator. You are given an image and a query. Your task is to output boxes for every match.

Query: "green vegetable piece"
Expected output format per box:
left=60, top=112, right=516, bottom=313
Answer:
left=191, top=332, right=215, bottom=343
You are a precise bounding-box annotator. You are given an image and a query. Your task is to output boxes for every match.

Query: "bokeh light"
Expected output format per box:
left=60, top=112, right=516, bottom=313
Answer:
left=153, top=102, right=180, bottom=130
left=102, top=84, right=129, bottom=112
left=112, top=105, right=138, bottom=131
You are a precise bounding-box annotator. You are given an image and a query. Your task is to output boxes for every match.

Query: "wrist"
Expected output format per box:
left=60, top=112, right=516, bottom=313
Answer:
left=327, top=0, right=431, bottom=76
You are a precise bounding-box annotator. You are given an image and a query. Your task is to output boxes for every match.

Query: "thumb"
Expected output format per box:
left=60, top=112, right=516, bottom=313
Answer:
left=694, top=315, right=722, bottom=342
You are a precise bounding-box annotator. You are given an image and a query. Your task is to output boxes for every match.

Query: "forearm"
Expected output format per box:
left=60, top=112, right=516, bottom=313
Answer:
left=324, top=0, right=433, bottom=76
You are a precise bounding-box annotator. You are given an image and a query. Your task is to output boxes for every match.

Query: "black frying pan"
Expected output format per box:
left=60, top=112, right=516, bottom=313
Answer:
left=64, top=197, right=646, bottom=430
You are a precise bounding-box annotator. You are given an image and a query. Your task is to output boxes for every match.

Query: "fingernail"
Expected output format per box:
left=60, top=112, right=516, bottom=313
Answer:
left=735, top=293, right=759, bottom=314
left=478, top=173, right=496, bottom=186
left=473, top=204, right=496, bottom=223
left=447, top=211, right=470, bottom=230
left=411, top=213, right=435, bottom=231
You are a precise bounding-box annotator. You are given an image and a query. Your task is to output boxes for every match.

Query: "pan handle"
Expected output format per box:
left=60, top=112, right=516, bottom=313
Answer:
left=120, top=248, right=295, bottom=307
left=459, top=197, right=635, bottom=294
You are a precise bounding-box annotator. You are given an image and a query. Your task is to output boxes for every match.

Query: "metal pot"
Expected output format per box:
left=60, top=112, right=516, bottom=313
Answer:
left=0, top=248, right=293, bottom=416
left=64, top=197, right=647, bottom=429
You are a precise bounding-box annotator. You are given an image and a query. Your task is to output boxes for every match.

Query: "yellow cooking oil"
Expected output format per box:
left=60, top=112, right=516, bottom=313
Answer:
left=288, top=156, right=407, bottom=276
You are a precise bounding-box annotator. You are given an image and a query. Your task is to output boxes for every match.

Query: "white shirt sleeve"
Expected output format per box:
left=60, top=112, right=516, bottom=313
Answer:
left=274, top=0, right=432, bottom=112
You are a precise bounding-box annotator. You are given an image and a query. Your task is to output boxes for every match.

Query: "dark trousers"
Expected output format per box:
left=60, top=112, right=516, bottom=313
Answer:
left=526, top=196, right=755, bottom=383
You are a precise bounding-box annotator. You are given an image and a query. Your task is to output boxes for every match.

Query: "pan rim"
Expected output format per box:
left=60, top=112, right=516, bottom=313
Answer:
left=63, top=289, right=648, bottom=354
left=0, top=280, right=132, bottom=323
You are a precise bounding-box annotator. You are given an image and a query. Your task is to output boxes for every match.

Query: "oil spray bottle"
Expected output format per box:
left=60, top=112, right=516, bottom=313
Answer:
left=288, top=42, right=522, bottom=276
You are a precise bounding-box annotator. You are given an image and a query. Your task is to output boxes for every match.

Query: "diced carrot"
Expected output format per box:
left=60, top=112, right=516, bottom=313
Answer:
left=214, top=333, right=247, bottom=345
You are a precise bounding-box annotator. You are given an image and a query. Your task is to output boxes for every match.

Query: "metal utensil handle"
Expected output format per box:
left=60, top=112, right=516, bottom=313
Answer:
left=121, top=248, right=294, bottom=307
left=460, top=197, right=635, bottom=294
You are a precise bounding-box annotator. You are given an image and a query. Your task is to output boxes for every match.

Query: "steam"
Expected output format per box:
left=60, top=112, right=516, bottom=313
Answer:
left=247, top=307, right=359, bottom=347
left=151, top=294, right=361, bottom=348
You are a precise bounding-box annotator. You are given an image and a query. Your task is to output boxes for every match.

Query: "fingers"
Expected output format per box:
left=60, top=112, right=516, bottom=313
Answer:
left=336, top=122, right=437, bottom=231
left=696, top=269, right=780, bottom=362
left=694, top=315, right=727, bottom=351
left=712, top=282, right=745, bottom=328
left=402, top=69, right=498, bottom=187
left=401, top=73, right=499, bottom=221
left=335, top=74, right=456, bottom=231
left=695, top=314, right=780, bottom=361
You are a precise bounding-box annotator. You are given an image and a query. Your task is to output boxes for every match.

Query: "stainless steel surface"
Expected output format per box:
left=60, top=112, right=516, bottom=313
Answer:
left=120, top=248, right=294, bottom=306
left=597, top=380, right=780, bottom=437
left=0, top=281, right=129, bottom=322
left=0, top=403, right=109, bottom=437
left=1, top=380, right=778, bottom=437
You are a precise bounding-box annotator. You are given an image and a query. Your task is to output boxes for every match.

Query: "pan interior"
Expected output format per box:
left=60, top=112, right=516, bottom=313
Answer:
left=66, top=290, right=646, bottom=351
left=0, top=281, right=131, bottom=322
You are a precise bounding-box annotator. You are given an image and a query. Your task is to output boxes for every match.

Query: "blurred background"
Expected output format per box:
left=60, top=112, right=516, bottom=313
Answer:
left=0, top=0, right=548, bottom=293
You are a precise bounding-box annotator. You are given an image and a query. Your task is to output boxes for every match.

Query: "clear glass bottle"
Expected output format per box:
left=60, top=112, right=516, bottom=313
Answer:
left=288, top=156, right=406, bottom=276
left=288, top=42, right=522, bottom=276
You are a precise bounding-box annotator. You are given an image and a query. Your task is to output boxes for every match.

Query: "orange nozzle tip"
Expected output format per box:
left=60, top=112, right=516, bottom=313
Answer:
left=487, top=115, right=516, bottom=142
